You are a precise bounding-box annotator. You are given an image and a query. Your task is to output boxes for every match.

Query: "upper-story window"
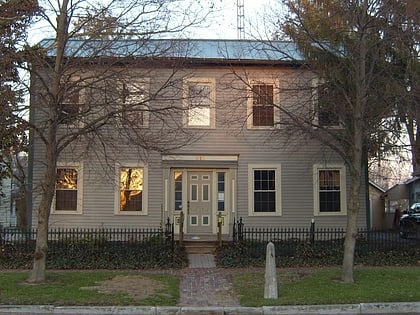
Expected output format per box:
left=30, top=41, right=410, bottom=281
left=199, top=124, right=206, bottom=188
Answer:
left=248, top=81, right=279, bottom=129
left=313, top=81, right=341, bottom=128
left=184, top=78, right=215, bottom=128
left=117, top=80, right=149, bottom=127
left=60, top=79, right=84, bottom=125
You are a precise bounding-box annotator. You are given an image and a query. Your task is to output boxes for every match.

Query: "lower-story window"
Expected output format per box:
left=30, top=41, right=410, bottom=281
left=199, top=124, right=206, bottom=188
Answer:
left=54, top=163, right=83, bottom=214
left=248, top=164, right=282, bottom=216
left=313, top=164, right=347, bottom=216
left=116, top=164, right=148, bottom=215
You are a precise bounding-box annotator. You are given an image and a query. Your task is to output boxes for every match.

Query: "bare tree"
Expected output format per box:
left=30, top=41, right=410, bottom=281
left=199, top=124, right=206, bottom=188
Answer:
left=25, top=0, right=213, bottom=283
left=251, top=0, right=410, bottom=283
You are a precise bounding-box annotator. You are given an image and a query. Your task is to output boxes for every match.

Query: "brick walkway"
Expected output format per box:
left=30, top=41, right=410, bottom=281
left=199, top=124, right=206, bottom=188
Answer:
left=177, top=254, right=240, bottom=306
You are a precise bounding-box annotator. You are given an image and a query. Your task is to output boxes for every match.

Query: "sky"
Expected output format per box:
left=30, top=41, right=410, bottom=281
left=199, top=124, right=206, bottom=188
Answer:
left=188, top=0, right=278, bottom=39
left=29, top=0, right=279, bottom=43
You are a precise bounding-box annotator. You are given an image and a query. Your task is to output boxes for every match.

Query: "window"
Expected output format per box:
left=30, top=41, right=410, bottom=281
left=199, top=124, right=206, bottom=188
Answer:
left=54, top=164, right=83, bottom=214
left=117, top=81, right=149, bottom=127
left=248, top=164, right=282, bottom=216
left=314, top=82, right=340, bottom=127
left=248, top=81, right=279, bottom=129
left=60, top=84, right=83, bottom=124
left=313, top=164, right=347, bottom=215
left=217, top=172, right=225, bottom=211
left=184, top=79, right=215, bottom=128
left=252, top=84, right=274, bottom=126
left=174, top=171, right=183, bottom=211
left=116, top=164, right=148, bottom=215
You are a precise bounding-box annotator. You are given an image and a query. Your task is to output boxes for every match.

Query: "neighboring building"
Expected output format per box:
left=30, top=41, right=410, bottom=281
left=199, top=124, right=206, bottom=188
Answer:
left=0, top=176, right=15, bottom=227
left=368, top=180, right=386, bottom=230
left=383, top=176, right=420, bottom=229
left=28, top=39, right=368, bottom=238
left=0, top=154, right=27, bottom=228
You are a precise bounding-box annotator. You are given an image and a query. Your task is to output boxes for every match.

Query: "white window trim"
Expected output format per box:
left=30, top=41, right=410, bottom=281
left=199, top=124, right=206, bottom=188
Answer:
left=248, top=164, right=282, bottom=216
left=52, top=162, right=83, bottom=215
left=114, top=162, right=148, bottom=216
left=183, top=77, right=216, bottom=128
left=247, top=79, right=280, bottom=130
left=313, top=164, right=347, bottom=216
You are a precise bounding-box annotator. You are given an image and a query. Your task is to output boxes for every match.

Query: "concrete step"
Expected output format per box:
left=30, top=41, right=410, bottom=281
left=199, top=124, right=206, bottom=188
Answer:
left=183, top=240, right=218, bottom=254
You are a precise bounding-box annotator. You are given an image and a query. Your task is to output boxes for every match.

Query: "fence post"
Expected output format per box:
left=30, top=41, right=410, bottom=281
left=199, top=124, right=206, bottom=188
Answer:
left=310, top=219, right=315, bottom=246
left=217, top=212, right=223, bottom=247
left=238, top=217, right=244, bottom=241
left=232, top=218, right=237, bottom=243
left=179, top=211, right=184, bottom=247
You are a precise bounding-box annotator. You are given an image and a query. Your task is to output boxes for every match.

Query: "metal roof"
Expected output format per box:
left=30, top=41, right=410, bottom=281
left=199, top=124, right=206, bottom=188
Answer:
left=39, top=38, right=303, bottom=62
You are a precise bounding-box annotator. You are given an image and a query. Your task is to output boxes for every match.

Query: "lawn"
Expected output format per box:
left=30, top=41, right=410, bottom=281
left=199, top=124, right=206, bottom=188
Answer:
left=0, top=267, right=419, bottom=306
left=232, top=266, right=420, bottom=307
left=0, top=271, right=179, bottom=306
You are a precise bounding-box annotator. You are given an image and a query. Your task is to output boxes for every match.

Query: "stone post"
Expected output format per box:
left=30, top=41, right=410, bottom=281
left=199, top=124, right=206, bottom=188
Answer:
left=264, top=241, right=278, bottom=299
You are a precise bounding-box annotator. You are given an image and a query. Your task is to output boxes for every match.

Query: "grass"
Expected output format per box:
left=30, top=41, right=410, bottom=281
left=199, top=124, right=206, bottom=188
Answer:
left=0, top=267, right=419, bottom=307
left=232, top=266, right=420, bottom=307
left=0, top=271, right=179, bottom=306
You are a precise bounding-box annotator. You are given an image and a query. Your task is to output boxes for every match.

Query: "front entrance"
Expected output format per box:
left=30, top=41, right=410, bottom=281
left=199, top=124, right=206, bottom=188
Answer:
left=168, top=167, right=234, bottom=237
left=186, top=171, right=213, bottom=234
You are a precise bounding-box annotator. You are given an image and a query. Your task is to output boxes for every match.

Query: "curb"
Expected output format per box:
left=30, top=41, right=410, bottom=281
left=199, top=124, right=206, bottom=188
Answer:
left=0, top=302, right=419, bottom=314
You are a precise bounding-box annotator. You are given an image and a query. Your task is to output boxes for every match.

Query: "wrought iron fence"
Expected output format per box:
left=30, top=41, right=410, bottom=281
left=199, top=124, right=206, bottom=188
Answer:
left=0, top=222, right=176, bottom=269
left=232, top=217, right=420, bottom=258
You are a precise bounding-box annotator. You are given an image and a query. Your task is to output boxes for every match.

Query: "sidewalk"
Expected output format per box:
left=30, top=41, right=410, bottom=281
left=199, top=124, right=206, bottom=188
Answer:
left=1, top=255, right=419, bottom=314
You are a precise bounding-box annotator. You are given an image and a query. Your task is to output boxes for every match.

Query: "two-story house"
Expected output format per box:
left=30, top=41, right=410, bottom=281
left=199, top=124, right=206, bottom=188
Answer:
left=28, top=39, right=368, bottom=239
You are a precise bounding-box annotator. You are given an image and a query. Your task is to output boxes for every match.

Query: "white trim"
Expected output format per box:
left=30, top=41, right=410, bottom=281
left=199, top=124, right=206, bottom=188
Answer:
left=247, top=79, right=280, bottom=130
left=162, top=154, right=238, bottom=161
left=114, top=162, right=148, bottom=216
left=51, top=162, right=83, bottom=215
left=248, top=164, right=282, bottom=216
left=164, top=179, right=168, bottom=213
left=313, top=164, right=347, bottom=216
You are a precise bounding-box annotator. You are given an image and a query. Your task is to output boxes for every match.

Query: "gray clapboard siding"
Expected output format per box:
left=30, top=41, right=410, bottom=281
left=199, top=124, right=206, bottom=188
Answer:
left=30, top=63, right=367, bottom=229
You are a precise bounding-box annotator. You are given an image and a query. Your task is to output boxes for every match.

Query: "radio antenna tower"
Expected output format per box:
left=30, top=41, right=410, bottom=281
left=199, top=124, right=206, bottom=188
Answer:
left=237, top=0, right=245, bottom=39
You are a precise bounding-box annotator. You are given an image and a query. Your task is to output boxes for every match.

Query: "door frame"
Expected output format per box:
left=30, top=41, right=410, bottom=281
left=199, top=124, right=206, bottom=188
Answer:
left=168, top=168, right=233, bottom=236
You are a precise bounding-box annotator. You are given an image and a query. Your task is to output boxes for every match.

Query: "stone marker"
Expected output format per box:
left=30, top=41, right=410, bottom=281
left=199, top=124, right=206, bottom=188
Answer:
left=264, top=241, right=278, bottom=299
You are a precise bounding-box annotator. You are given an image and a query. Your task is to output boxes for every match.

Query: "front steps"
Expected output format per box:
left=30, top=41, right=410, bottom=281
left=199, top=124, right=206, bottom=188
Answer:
left=183, top=240, right=218, bottom=254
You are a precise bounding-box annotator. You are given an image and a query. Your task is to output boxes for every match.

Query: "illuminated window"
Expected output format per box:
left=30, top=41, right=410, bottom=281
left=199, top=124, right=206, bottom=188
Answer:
left=54, top=164, right=82, bottom=214
left=120, top=168, right=143, bottom=212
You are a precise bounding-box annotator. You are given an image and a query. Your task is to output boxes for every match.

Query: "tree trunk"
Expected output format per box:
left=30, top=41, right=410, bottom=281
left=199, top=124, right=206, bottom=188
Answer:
left=341, top=174, right=360, bottom=283
left=27, top=0, right=69, bottom=283
left=28, top=147, right=57, bottom=283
